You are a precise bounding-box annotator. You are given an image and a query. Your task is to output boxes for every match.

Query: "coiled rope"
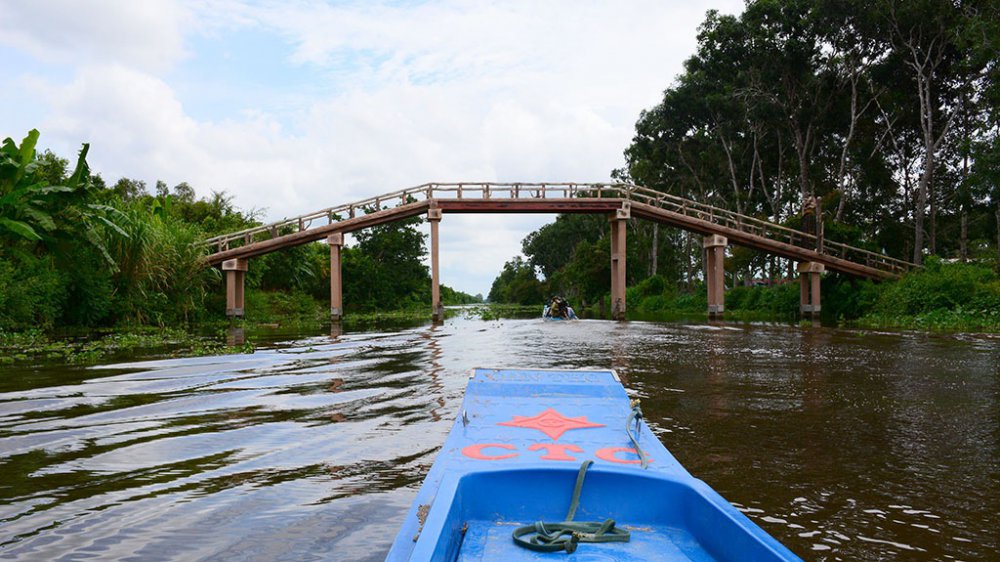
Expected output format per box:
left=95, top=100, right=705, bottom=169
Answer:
left=511, top=460, right=630, bottom=553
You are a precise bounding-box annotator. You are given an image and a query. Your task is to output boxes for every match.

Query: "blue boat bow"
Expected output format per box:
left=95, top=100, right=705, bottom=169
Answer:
left=387, top=368, right=801, bottom=561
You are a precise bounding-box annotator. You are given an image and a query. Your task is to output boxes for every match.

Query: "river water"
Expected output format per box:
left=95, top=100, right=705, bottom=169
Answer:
left=0, top=316, right=997, bottom=561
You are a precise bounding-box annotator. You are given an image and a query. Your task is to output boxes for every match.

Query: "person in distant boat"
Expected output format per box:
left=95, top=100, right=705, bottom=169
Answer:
left=544, top=296, right=578, bottom=320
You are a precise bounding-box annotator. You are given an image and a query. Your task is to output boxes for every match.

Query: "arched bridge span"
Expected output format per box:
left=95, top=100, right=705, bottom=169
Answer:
left=198, top=183, right=917, bottom=321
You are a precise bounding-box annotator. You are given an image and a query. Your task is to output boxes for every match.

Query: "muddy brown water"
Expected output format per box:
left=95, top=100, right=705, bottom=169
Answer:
left=0, top=317, right=997, bottom=561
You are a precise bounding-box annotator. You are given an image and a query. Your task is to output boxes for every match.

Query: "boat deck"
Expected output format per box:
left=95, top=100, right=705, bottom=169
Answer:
left=458, top=521, right=714, bottom=561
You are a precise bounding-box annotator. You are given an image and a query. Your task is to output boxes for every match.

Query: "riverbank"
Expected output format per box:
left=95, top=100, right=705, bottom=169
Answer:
left=0, top=295, right=503, bottom=366
left=0, top=327, right=251, bottom=366
left=595, top=258, right=1000, bottom=332
left=5, top=259, right=998, bottom=367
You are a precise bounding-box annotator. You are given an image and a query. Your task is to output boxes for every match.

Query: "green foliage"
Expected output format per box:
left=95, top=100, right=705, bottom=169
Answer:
left=635, top=274, right=666, bottom=297
left=0, top=130, right=48, bottom=242
left=257, top=242, right=325, bottom=294
left=620, top=0, right=999, bottom=276
left=60, top=249, right=115, bottom=326
left=554, top=239, right=610, bottom=305
left=106, top=200, right=216, bottom=326
left=871, top=258, right=1000, bottom=316
left=488, top=256, right=546, bottom=305
left=1, top=130, right=125, bottom=266
left=441, top=285, right=482, bottom=305
left=0, top=327, right=243, bottom=366
left=725, top=283, right=800, bottom=317
left=462, top=304, right=540, bottom=321
left=0, top=250, right=66, bottom=329
left=0, top=129, right=477, bottom=332
left=244, top=289, right=327, bottom=326
left=0, top=130, right=262, bottom=331
left=522, top=214, right=605, bottom=278
left=342, top=217, right=431, bottom=310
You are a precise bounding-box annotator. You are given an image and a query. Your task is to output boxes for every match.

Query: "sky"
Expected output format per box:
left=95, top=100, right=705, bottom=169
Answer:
left=0, top=0, right=744, bottom=297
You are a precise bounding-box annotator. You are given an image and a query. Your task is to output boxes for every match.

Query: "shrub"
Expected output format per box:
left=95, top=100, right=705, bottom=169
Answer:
left=0, top=250, right=66, bottom=329
left=873, top=258, right=997, bottom=315
left=635, top=275, right=667, bottom=297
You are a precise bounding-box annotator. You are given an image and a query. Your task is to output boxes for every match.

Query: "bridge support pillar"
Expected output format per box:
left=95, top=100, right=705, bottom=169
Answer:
left=703, top=235, right=727, bottom=319
left=429, top=208, right=444, bottom=322
left=610, top=205, right=629, bottom=321
left=798, top=262, right=824, bottom=320
left=328, top=233, right=343, bottom=321
left=222, top=258, right=248, bottom=318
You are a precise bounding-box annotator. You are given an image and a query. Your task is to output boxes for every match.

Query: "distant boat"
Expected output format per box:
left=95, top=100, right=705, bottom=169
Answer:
left=386, top=368, right=802, bottom=561
left=543, top=303, right=578, bottom=320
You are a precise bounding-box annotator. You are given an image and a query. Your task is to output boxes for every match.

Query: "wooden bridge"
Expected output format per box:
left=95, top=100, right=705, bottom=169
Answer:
left=198, top=182, right=917, bottom=321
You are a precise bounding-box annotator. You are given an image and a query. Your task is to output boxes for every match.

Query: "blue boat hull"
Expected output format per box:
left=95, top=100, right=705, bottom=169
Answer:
left=387, top=368, right=801, bottom=561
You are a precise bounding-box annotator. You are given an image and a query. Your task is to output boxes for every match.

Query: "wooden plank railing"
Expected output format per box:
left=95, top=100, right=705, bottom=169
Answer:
left=198, top=182, right=917, bottom=276
left=622, top=184, right=918, bottom=276
left=198, top=183, right=611, bottom=253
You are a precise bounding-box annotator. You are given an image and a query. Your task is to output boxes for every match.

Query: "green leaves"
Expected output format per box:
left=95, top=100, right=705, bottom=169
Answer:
left=1, top=130, right=49, bottom=242
left=0, top=129, right=40, bottom=189
left=0, top=131, right=127, bottom=259
left=66, top=143, right=90, bottom=188
left=0, top=218, right=41, bottom=241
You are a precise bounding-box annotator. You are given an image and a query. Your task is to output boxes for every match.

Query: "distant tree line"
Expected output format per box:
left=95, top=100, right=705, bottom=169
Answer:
left=0, top=130, right=478, bottom=331
left=490, top=0, right=1000, bottom=309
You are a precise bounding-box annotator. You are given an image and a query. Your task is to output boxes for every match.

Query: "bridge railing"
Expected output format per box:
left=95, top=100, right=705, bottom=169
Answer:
left=199, top=181, right=916, bottom=276
left=198, top=183, right=614, bottom=253
left=622, top=184, right=917, bottom=275
left=198, top=185, right=434, bottom=252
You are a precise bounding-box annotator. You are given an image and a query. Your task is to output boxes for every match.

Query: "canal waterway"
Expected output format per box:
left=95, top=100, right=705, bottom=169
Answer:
left=0, top=316, right=997, bottom=561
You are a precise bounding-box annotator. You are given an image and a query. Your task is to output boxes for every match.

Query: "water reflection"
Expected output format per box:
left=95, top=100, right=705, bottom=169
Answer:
left=226, top=327, right=245, bottom=347
left=0, top=318, right=996, bottom=561
left=419, top=325, right=446, bottom=422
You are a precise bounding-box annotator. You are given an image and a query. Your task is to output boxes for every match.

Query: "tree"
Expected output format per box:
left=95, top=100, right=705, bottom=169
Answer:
left=488, top=257, right=545, bottom=304
left=521, top=214, right=605, bottom=278
left=343, top=216, right=430, bottom=309
left=112, top=178, right=147, bottom=201
left=881, top=0, right=977, bottom=264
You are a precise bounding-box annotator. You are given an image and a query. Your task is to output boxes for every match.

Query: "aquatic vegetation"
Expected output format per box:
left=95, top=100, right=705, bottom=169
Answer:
left=462, top=304, right=540, bottom=321
left=0, top=327, right=245, bottom=366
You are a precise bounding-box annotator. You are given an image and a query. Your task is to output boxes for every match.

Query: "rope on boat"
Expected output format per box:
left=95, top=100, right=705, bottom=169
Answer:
left=626, top=399, right=651, bottom=469
left=511, top=460, right=630, bottom=553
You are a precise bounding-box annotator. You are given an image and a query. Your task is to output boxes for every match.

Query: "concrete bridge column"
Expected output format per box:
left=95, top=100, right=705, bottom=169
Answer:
left=798, top=262, right=824, bottom=319
left=328, top=233, right=343, bottom=321
left=429, top=208, right=444, bottom=322
left=610, top=205, right=630, bottom=321
left=222, top=258, right=248, bottom=317
left=703, top=235, right=727, bottom=319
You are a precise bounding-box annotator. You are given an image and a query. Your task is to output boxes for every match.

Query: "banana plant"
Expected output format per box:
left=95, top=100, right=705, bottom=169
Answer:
left=0, top=129, right=126, bottom=264
left=0, top=129, right=58, bottom=241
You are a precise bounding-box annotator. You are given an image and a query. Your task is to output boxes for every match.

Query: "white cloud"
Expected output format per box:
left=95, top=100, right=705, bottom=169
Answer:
left=0, top=0, right=191, bottom=71
left=38, top=64, right=313, bottom=214
left=3, top=0, right=744, bottom=295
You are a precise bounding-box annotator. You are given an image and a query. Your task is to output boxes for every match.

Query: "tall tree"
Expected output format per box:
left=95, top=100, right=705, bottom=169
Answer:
left=882, top=0, right=972, bottom=264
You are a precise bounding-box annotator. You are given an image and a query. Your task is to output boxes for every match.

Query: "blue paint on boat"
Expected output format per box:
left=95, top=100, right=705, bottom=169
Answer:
left=387, top=368, right=802, bottom=561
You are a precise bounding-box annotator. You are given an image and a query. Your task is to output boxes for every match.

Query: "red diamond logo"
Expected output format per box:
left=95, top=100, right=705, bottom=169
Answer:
left=498, top=408, right=605, bottom=441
